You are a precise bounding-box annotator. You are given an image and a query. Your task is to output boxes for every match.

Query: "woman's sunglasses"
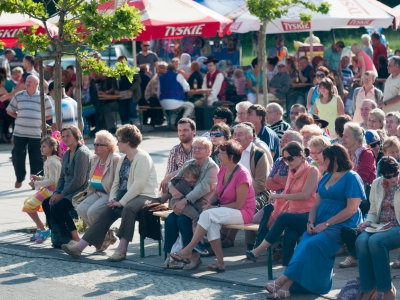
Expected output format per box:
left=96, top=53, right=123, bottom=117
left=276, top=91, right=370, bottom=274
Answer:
left=210, top=132, right=224, bottom=138
left=282, top=155, right=297, bottom=162
left=383, top=172, right=399, bottom=180
left=316, top=74, right=326, bottom=78
left=369, top=141, right=381, bottom=148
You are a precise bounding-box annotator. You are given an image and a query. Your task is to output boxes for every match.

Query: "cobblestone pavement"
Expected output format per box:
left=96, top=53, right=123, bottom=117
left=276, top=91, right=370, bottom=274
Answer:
left=0, top=246, right=264, bottom=299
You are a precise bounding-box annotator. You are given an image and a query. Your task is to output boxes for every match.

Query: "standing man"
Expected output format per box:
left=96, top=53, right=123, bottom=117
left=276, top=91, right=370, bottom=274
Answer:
left=0, top=49, right=16, bottom=80
left=266, top=103, right=291, bottom=140
left=159, top=118, right=196, bottom=192
left=371, top=32, right=387, bottom=70
left=267, top=35, right=289, bottom=61
left=6, top=75, right=53, bottom=188
left=136, top=41, right=159, bottom=77
left=298, top=56, right=313, bottom=84
left=340, top=56, right=354, bottom=88
left=379, top=56, right=400, bottom=114
left=247, top=104, right=280, bottom=161
left=198, top=56, right=226, bottom=106
left=385, top=112, right=400, bottom=137
left=323, top=41, right=345, bottom=72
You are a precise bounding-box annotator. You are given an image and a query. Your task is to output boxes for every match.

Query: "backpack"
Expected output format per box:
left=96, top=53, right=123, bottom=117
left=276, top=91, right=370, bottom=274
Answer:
left=48, top=208, right=72, bottom=248
left=337, top=277, right=383, bottom=300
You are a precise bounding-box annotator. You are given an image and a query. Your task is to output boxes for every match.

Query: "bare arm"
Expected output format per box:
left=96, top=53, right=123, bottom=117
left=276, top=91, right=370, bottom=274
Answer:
left=306, top=87, right=314, bottom=110
left=313, top=102, right=319, bottom=116
left=265, top=175, right=287, bottom=191
left=337, top=95, right=345, bottom=115
left=246, top=77, right=256, bottom=93
left=7, top=111, right=17, bottom=118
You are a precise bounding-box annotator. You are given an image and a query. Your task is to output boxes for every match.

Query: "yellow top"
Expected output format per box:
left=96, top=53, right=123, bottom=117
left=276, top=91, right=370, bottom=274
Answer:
left=315, top=95, right=339, bottom=135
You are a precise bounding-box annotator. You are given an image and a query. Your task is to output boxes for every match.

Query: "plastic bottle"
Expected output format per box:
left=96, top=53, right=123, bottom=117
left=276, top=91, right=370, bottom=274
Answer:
left=193, top=78, right=198, bottom=90
left=295, top=72, right=299, bottom=83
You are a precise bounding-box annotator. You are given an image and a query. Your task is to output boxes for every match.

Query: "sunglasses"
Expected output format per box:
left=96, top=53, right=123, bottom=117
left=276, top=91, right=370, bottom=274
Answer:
left=94, top=143, right=107, bottom=147
left=142, top=45, right=150, bottom=47
left=383, top=172, right=399, bottom=180
left=282, top=155, right=298, bottom=162
left=210, top=132, right=224, bottom=138
left=277, top=65, right=285, bottom=68
left=369, top=141, right=380, bottom=148
left=316, top=74, right=325, bottom=78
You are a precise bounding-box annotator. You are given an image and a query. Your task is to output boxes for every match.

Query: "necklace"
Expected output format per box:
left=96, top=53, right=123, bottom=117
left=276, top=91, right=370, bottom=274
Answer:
left=99, top=161, right=106, bottom=166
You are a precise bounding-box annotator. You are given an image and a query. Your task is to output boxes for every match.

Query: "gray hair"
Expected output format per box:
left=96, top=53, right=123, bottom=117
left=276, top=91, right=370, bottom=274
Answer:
left=386, top=111, right=400, bottom=124
left=26, top=74, right=39, bottom=84
left=95, top=130, right=118, bottom=153
left=361, top=34, right=371, bottom=43
left=235, top=101, right=252, bottom=112
left=344, top=122, right=365, bottom=145
left=308, top=135, right=331, bottom=150
left=4, top=49, right=16, bottom=56
left=234, top=123, right=253, bottom=138
left=193, top=137, right=212, bottom=152
left=389, top=56, right=400, bottom=68
left=283, top=130, right=303, bottom=144
left=266, top=103, right=284, bottom=115
left=363, top=70, right=377, bottom=81
left=361, top=98, right=377, bottom=109
left=12, top=67, right=23, bottom=74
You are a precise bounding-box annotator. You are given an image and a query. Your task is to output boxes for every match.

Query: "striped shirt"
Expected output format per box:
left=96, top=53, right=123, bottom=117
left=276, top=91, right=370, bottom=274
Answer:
left=90, top=164, right=106, bottom=193
left=7, top=90, right=53, bottom=138
left=268, top=120, right=291, bottom=140
left=165, top=143, right=193, bottom=176
left=52, top=96, right=79, bottom=127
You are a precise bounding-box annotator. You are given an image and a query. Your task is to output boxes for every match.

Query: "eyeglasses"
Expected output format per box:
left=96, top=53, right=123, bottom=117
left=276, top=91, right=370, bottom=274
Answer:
left=94, top=143, right=107, bottom=147
left=369, top=141, right=380, bottom=148
left=266, top=110, right=277, bottom=115
left=142, top=45, right=150, bottom=47
left=310, top=150, right=323, bottom=156
left=210, top=132, right=224, bottom=138
left=316, top=74, right=325, bottom=78
left=277, top=65, right=285, bottom=68
left=383, top=172, right=399, bottom=180
left=282, top=155, right=297, bottom=162
left=193, top=146, right=206, bottom=151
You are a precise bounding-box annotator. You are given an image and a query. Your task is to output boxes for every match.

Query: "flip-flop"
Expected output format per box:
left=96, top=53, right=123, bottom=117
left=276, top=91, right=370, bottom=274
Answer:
left=392, top=260, right=400, bottom=269
left=170, top=252, right=185, bottom=262
left=206, top=264, right=225, bottom=273
left=169, top=261, right=185, bottom=269
left=183, top=259, right=202, bottom=271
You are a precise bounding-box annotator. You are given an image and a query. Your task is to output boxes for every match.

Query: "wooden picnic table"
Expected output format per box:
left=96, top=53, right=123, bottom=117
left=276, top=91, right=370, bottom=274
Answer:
left=187, top=88, right=212, bottom=97
left=98, top=94, right=122, bottom=100
left=290, top=83, right=313, bottom=89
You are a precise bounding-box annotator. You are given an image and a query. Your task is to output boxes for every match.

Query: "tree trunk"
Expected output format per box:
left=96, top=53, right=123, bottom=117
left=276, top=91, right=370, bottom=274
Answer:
left=75, top=58, right=83, bottom=132
left=255, top=31, right=262, bottom=102
left=39, top=63, right=47, bottom=137
left=54, top=54, right=62, bottom=131
left=261, top=17, right=268, bottom=107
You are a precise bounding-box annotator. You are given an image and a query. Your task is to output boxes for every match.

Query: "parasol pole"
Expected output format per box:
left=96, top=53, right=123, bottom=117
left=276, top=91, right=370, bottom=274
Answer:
left=309, top=31, right=314, bottom=61
left=132, top=40, right=137, bottom=67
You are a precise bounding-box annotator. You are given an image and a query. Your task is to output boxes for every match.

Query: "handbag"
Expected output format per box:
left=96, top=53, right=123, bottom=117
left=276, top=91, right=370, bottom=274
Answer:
left=255, top=190, right=270, bottom=212
left=72, top=188, right=89, bottom=209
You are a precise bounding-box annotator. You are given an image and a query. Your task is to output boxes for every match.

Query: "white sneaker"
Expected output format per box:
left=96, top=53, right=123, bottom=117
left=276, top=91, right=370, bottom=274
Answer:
left=338, top=256, right=358, bottom=268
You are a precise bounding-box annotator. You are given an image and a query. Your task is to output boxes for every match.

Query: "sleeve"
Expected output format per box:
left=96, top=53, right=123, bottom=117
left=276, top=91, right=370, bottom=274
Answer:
left=6, top=97, right=18, bottom=113
left=275, top=75, right=291, bottom=94
left=253, top=153, right=268, bottom=195
left=365, top=179, right=379, bottom=223
left=357, top=150, right=376, bottom=184
left=0, top=58, right=6, bottom=68
left=186, top=163, right=219, bottom=204
left=323, top=48, right=330, bottom=61
left=201, top=75, right=207, bottom=89
left=157, top=81, right=161, bottom=98
left=165, top=146, right=177, bottom=176
left=144, top=80, right=153, bottom=101
left=210, top=74, right=224, bottom=100
left=177, top=74, right=190, bottom=92
left=234, top=168, right=251, bottom=187
left=35, top=160, right=61, bottom=189
left=268, top=160, right=280, bottom=178
left=119, top=154, right=153, bottom=206
left=153, top=53, right=159, bottom=62
left=345, top=172, right=367, bottom=201
left=45, top=95, right=53, bottom=117
left=60, top=150, right=91, bottom=196
left=109, top=158, right=122, bottom=201
left=55, top=158, right=67, bottom=193
left=273, top=135, right=280, bottom=157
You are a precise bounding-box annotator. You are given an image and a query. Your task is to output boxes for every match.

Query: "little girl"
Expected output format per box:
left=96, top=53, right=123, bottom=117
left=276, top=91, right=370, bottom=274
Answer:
left=23, top=136, right=62, bottom=243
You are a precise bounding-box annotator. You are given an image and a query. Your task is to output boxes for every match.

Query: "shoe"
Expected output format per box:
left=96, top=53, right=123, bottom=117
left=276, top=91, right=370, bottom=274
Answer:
left=169, top=261, right=185, bottom=269
left=162, top=257, right=170, bottom=269
left=266, top=290, right=290, bottom=299
left=107, top=250, right=126, bottom=262
left=264, top=281, right=281, bottom=293
left=15, top=181, right=22, bottom=188
left=206, top=264, right=225, bottom=273
left=183, top=259, right=202, bottom=271
left=30, top=229, right=40, bottom=241
left=246, top=244, right=254, bottom=251
left=391, top=259, right=400, bottom=269
left=246, top=250, right=259, bottom=262
left=99, top=229, right=117, bottom=251
left=61, top=244, right=81, bottom=259
left=338, top=256, right=358, bottom=268
left=194, top=242, right=209, bottom=255
left=35, top=229, right=51, bottom=243
left=335, top=244, right=347, bottom=256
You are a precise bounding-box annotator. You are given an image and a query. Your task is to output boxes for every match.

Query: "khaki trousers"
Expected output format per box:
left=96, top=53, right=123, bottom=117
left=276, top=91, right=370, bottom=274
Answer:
left=76, top=192, right=109, bottom=226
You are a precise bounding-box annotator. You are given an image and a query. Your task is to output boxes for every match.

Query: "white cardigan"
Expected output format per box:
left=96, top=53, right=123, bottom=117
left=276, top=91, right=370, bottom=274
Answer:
left=109, top=149, right=159, bottom=206
left=366, top=177, right=400, bottom=224
left=34, top=155, right=61, bottom=189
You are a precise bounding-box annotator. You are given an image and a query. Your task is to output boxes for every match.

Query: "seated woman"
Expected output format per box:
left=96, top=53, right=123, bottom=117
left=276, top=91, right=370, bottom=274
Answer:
left=263, top=144, right=365, bottom=299
left=366, top=129, right=384, bottom=168
left=367, top=108, right=385, bottom=130
left=356, top=156, right=399, bottom=300
left=342, top=122, right=376, bottom=186
left=42, top=125, right=92, bottom=246
left=299, top=124, right=323, bottom=148
left=61, top=125, right=159, bottom=261
left=171, top=140, right=256, bottom=272
left=76, top=130, right=120, bottom=250
left=210, top=123, right=231, bottom=166
left=308, top=135, right=331, bottom=176
left=331, top=114, right=353, bottom=145
left=163, top=137, right=218, bottom=269
left=245, top=142, right=319, bottom=271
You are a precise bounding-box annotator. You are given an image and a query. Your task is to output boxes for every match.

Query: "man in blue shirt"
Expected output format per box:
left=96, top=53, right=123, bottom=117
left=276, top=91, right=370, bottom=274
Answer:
left=247, top=104, right=280, bottom=161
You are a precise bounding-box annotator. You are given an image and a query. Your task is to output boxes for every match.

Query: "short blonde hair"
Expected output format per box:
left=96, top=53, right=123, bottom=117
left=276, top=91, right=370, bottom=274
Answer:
left=363, top=70, right=377, bottom=81
left=308, top=135, right=331, bottom=150
left=351, top=43, right=363, bottom=55
left=369, top=108, right=385, bottom=126
left=300, top=124, right=323, bottom=136
left=193, top=137, right=212, bottom=152
left=12, top=67, right=23, bottom=74
left=361, top=34, right=371, bottom=43
left=95, top=130, right=118, bottom=153
left=382, top=136, right=400, bottom=154
left=235, top=101, right=252, bottom=112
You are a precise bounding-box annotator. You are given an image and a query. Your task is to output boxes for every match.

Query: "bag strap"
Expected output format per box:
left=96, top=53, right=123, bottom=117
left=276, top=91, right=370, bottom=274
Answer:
left=254, top=148, right=264, bottom=167
left=218, top=164, right=240, bottom=200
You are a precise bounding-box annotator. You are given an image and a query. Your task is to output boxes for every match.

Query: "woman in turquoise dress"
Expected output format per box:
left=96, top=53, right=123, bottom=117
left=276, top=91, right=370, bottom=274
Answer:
left=264, top=144, right=365, bottom=299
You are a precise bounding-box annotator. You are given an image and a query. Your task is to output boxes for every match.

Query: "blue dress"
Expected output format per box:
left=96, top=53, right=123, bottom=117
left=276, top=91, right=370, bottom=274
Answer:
left=284, top=170, right=365, bottom=294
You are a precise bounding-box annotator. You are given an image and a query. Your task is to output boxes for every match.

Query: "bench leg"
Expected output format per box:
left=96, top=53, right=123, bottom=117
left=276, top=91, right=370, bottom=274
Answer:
left=158, top=240, right=162, bottom=256
left=268, top=246, right=273, bottom=280
left=138, top=111, right=143, bottom=132
left=140, top=235, right=145, bottom=258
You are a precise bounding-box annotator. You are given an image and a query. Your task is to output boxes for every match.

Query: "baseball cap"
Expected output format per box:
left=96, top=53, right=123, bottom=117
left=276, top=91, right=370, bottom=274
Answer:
left=365, top=129, right=380, bottom=145
left=277, top=61, right=286, bottom=66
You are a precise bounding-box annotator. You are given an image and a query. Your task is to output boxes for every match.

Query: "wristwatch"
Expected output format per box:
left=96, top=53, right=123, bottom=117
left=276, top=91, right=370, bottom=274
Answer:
left=325, top=222, right=330, bottom=228
left=183, top=197, right=189, bottom=202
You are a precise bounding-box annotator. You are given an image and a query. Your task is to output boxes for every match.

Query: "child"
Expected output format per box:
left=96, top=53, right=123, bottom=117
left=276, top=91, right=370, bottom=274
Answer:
left=161, top=164, right=207, bottom=254
left=234, top=69, right=247, bottom=99
left=23, top=136, right=62, bottom=243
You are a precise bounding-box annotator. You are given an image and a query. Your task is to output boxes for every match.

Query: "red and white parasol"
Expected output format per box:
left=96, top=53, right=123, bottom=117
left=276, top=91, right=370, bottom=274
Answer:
left=0, top=12, right=58, bottom=48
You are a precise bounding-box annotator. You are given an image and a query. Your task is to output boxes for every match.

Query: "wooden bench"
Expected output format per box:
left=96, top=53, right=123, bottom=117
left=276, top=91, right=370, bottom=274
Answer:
left=137, top=105, right=180, bottom=131
left=153, top=210, right=275, bottom=280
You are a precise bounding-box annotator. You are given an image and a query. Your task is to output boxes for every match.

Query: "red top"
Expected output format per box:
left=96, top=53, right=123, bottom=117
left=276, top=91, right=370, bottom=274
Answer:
left=373, top=42, right=387, bottom=70
left=354, top=148, right=376, bottom=185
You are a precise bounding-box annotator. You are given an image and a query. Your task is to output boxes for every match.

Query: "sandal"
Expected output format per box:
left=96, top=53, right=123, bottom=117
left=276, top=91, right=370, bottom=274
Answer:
left=99, top=229, right=117, bottom=251
left=205, top=264, right=225, bottom=273
left=162, top=257, right=170, bottom=269
left=183, top=259, right=202, bottom=271
left=169, top=260, right=185, bottom=269
left=392, top=260, right=400, bottom=269
left=264, top=281, right=281, bottom=293
left=266, top=289, right=290, bottom=299
left=170, top=252, right=190, bottom=262
left=221, top=237, right=235, bottom=248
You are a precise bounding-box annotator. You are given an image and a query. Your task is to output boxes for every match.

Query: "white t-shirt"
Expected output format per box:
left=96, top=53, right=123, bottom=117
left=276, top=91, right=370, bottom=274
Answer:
left=52, top=96, right=79, bottom=127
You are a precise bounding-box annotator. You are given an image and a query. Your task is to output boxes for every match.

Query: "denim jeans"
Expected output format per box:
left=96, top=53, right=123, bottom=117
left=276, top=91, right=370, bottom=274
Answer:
left=129, top=101, right=138, bottom=123
left=163, top=212, right=193, bottom=253
left=82, top=106, right=96, bottom=135
left=356, top=226, right=400, bottom=292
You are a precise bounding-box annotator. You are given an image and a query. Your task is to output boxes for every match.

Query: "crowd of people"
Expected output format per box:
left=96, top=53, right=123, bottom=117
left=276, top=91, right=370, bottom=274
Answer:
left=3, top=31, right=400, bottom=299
